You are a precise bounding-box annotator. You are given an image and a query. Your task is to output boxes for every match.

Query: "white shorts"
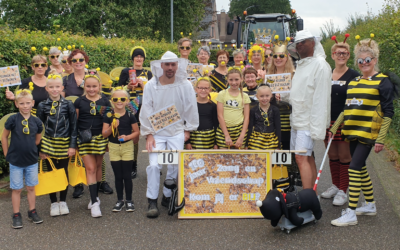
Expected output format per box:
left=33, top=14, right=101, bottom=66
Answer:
left=290, top=129, right=314, bottom=156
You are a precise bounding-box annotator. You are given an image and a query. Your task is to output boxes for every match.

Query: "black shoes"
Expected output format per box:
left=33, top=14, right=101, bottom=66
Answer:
left=126, top=200, right=135, bottom=212
left=112, top=200, right=125, bottom=212
left=12, top=213, right=23, bottom=229
left=28, top=209, right=43, bottom=224
left=72, top=184, right=84, bottom=198
left=131, top=161, right=137, bottom=179
left=99, top=181, right=113, bottom=194
left=147, top=199, right=159, bottom=218
left=161, top=195, right=171, bottom=208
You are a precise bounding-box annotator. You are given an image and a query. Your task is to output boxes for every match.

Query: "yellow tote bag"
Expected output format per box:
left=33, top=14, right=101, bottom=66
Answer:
left=36, top=158, right=69, bottom=196
left=68, top=154, right=87, bottom=186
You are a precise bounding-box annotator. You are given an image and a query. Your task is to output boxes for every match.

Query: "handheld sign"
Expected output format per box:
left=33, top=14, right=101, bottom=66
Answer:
left=265, top=73, right=291, bottom=93
left=148, top=104, right=181, bottom=133
left=0, top=66, right=21, bottom=88
left=178, top=150, right=272, bottom=219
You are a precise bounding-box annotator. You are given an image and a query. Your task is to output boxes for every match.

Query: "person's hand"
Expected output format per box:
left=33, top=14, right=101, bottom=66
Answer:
left=235, top=136, right=244, bottom=149
left=127, top=84, right=134, bottom=90
left=137, top=78, right=144, bottom=88
left=327, top=132, right=334, bottom=141
left=112, top=119, right=120, bottom=129
left=39, top=152, right=48, bottom=160
left=67, top=148, right=76, bottom=157
left=275, top=94, right=281, bottom=101
left=5, top=87, right=15, bottom=100
left=133, top=136, right=139, bottom=144
left=257, top=70, right=265, bottom=82
left=225, top=135, right=233, bottom=147
left=213, top=145, right=218, bottom=149
left=146, top=134, right=156, bottom=152
left=118, top=135, right=128, bottom=142
left=184, top=131, right=190, bottom=142
left=186, top=143, right=193, bottom=150
left=374, top=143, right=384, bottom=153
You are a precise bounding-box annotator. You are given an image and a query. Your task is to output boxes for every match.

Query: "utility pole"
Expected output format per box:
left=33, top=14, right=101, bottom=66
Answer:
left=171, top=0, right=173, bottom=43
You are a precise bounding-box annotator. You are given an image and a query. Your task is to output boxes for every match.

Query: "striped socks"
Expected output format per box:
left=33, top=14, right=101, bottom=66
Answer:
left=360, top=166, right=374, bottom=202
left=339, top=162, right=350, bottom=192
left=329, top=159, right=340, bottom=188
left=348, top=169, right=362, bottom=210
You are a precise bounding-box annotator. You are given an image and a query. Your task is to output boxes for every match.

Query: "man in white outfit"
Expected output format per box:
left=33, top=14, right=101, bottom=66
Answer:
left=287, top=30, right=332, bottom=191
left=139, top=51, right=199, bottom=218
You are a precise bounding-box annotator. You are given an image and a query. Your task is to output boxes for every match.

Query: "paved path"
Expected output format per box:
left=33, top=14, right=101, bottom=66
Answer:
left=0, top=138, right=399, bottom=250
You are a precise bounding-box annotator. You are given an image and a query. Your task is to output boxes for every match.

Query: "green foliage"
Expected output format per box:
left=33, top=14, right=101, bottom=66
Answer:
left=0, top=0, right=211, bottom=41
left=321, top=0, right=400, bottom=158
left=0, top=27, right=203, bottom=173
left=319, top=20, right=341, bottom=44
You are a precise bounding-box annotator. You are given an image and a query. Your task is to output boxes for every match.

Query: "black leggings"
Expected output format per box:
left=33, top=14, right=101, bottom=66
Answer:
left=349, top=141, right=372, bottom=171
left=111, top=161, right=133, bottom=201
left=47, top=158, right=69, bottom=203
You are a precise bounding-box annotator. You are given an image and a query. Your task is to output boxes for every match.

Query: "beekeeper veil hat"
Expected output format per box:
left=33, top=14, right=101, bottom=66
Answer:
left=150, top=51, right=188, bottom=83
left=287, top=30, right=326, bottom=60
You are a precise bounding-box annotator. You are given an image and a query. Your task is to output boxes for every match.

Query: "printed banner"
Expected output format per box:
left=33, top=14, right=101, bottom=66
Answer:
left=186, top=63, right=203, bottom=79
left=265, top=73, right=292, bottom=93
left=178, top=150, right=271, bottom=219
left=0, top=65, right=21, bottom=87
left=148, top=104, right=181, bottom=133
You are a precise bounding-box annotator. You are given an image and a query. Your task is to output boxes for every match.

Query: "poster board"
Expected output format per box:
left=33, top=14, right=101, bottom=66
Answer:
left=178, top=150, right=272, bottom=219
left=186, top=63, right=203, bottom=80
left=0, top=65, right=21, bottom=87
left=148, top=104, right=181, bottom=133
left=265, top=73, right=292, bottom=93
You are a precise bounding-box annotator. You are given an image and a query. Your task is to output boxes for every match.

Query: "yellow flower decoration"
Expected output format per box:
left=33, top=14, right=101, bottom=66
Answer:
left=43, top=47, right=48, bottom=52
left=274, top=35, right=279, bottom=40
left=72, top=45, right=76, bottom=49
left=29, top=86, right=34, bottom=91
left=67, top=45, right=72, bottom=50
left=63, top=48, right=67, bottom=51
left=115, top=77, right=120, bottom=81
left=80, top=45, right=84, bottom=48
left=370, top=33, right=375, bottom=38
left=31, top=47, right=36, bottom=52
left=29, top=82, right=33, bottom=87
left=355, top=35, right=360, bottom=40
left=240, top=65, right=244, bottom=69
left=224, top=44, right=227, bottom=48
left=189, top=33, right=192, bottom=36
left=240, top=61, right=243, bottom=65
left=57, top=38, right=61, bottom=41
left=96, top=67, right=100, bottom=71
left=220, top=61, right=226, bottom=66
left=180, top=32, right=183, bottom=35
left=193, top=69, right=197, bottom=73
left=286, top=37, right=291, bottom=42
left=85, top=64, right=89, bottom=69
left=108, top=80, right=113, bottom=84
left=106, top=112, right=112, bottom=118
left=204, top=70, right=209, bottom=74
left=250, top=42, right=253, bottom=45
left=58, top=46, right=62, bottom=51
left=249, top=60, right=252, bottom=64
left=217, top=45, right=220, bottom=48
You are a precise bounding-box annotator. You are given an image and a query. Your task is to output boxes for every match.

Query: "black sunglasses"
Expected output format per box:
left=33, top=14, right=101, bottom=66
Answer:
left=179, top=46, right=191, bottom=51
left=33, top=63, right=47, bottom=68
left=71, top=58, right=85, bottom=63
left=265, top=53, right=273, bottom=58
left=50, top=55, right=60, bottom=59
left=61, top=60, right=68, bottom=64
left=273, top=54, right=287, bottom=59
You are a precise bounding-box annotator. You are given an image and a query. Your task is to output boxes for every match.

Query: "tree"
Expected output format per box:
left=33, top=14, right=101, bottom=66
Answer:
left=0, top=0, right=212, bottom=41
left=228, top=0, right=292, bottom=20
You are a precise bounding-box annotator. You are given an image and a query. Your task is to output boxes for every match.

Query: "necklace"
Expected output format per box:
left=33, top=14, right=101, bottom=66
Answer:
left=259, top=103, right=270, bottom=126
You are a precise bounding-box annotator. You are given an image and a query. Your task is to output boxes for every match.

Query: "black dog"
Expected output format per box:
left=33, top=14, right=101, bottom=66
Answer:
left=257, top=188, right=322, bottom=227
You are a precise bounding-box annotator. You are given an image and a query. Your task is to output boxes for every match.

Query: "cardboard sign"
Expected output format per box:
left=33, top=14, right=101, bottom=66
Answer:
left=0, top=65, right=21, bottom=87
left=178, top=150, right=271, bottom=219
left=265, top=73, right=292, bottom=93
left=148, top=104, right=182, bottom=133
left=187, top=63, right=203, bottom=79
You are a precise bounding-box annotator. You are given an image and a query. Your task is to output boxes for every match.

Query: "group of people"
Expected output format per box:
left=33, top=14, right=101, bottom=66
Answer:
left=1, top=28, right=397, bottom=229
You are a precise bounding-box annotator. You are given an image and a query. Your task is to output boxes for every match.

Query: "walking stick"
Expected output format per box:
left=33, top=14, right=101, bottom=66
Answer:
left=313, top=138, right=333, bottom=191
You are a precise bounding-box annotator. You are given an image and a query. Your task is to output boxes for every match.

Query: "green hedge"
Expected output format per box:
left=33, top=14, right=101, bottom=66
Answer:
left=321, top=2, right=400, bottom=158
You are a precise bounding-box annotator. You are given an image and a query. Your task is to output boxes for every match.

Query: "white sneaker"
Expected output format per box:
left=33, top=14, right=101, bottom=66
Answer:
left=356, top=202, right=377, bottom=216
left=50, top=202, right=60, bottom=217
left=321, top=185, right=339, bottom=199
left=59, top=202, right=70, bottom=215
left=333, top=190, right=347, bottom=206
left=88, top=197, right=101, bottom=210
left=91, top=202, right=102, bottom=218
left=331, top=208, right=358, bottom=226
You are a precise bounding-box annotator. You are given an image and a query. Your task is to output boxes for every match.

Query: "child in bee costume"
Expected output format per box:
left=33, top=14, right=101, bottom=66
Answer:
left=140, top=51, right=199, bottom=218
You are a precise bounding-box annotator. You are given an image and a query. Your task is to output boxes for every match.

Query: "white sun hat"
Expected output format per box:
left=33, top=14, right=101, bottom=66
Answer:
left=150, top=51, right=189, bottom=82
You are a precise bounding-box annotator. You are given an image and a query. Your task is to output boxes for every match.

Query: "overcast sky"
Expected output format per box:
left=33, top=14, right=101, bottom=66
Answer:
left=216, top=0, right=386, bottom=36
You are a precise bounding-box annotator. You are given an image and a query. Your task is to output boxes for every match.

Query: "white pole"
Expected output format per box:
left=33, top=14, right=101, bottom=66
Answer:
left=171, top=0, right=173, bottom=43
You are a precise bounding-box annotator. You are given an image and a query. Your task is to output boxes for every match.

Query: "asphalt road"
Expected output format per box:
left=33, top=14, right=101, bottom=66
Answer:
left=0, top=138, right=399, bottom=250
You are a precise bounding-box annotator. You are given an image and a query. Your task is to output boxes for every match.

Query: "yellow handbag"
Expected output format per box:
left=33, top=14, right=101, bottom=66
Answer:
left=68, top=154, right=87, bottom=186
left=36, top=158, right=69, bottom=196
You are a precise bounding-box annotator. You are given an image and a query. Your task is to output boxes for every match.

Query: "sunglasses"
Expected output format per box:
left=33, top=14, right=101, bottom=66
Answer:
left=265, top=53, right=273, bottom=58
left=71, top=58, right=85, bottom=63
left=61, top=60, right=68, bottom=64
left=33, top=63, right=47, bottom=68
left=273, top=54, right=287, bottom=59
left=50, top=55, right=60, bottom=59
left=261, top=112, right=270, bottom=126
left=111, top=97, right=128, bottom=103
left=197, top=87, right=210, bottom=91
left=357, top=57, right=374, bottom=64
left=253, top=50, right=262, bottom=53
left=22, top=119, right=29, bottom=134
left=90, top=102, right=96, bottom=115
left=179, top=46, right=191, bottom=51
left=333, top=52, right=350, bottom=57
left=50, top=101, right=59, bottom=115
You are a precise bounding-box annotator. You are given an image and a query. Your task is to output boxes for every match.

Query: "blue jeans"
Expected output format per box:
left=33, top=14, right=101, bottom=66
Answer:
left=9, top=163, right=39, bottom=190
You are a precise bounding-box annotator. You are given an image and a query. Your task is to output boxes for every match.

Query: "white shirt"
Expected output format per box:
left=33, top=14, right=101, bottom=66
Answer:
left=289, top=56, right=332, bottom=140
left=139, top=77, right=199, bottom=137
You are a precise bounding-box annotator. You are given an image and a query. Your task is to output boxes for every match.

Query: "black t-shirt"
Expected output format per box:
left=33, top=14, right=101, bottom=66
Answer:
left=5, top=113, right=43, bottom=167
left=74, top=96, right=111, bottom=136
left=331, top=68, right=360, bottom=121
left=117, top=68, right=153, bottom=87
left=103, top=111, right=137, bottom=143
left=63, top=73, right=85, bottom=97
left=21, top=77, right=48, bottom=109
left=197, top=102, right=218, bottom=131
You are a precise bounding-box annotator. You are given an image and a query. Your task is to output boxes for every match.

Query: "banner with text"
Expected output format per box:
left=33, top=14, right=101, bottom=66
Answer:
left=178, top=151, right=271, bottom=219
left=265, top=73, right=291, bottom=93
left=0, top=65, right=21, bottom=87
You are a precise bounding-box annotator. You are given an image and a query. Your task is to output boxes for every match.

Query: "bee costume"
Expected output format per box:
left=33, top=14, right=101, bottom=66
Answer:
left=330, top=34, right=399, bottom=226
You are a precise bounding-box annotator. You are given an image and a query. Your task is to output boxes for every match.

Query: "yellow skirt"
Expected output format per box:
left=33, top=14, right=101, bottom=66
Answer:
left=41, top=135, right=70, bottom=159
left=248, top=130, right=279, bottom=150
left=78, top=134, right=108, bottom=156
left=190, top=129, right=215, bottom=149
left=216, top=124, right=247, bottom=148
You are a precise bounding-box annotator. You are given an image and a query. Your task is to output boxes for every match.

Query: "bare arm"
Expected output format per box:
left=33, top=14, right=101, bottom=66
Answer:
left=1, top=129, right=10, bottom=157
left=35, top=133, right=42, bottom=145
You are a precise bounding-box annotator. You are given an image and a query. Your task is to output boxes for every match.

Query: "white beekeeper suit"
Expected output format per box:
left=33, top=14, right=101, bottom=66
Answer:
left=288, top=30, right=332, bottom=143
left=140, top=51, right=199, bottom=200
